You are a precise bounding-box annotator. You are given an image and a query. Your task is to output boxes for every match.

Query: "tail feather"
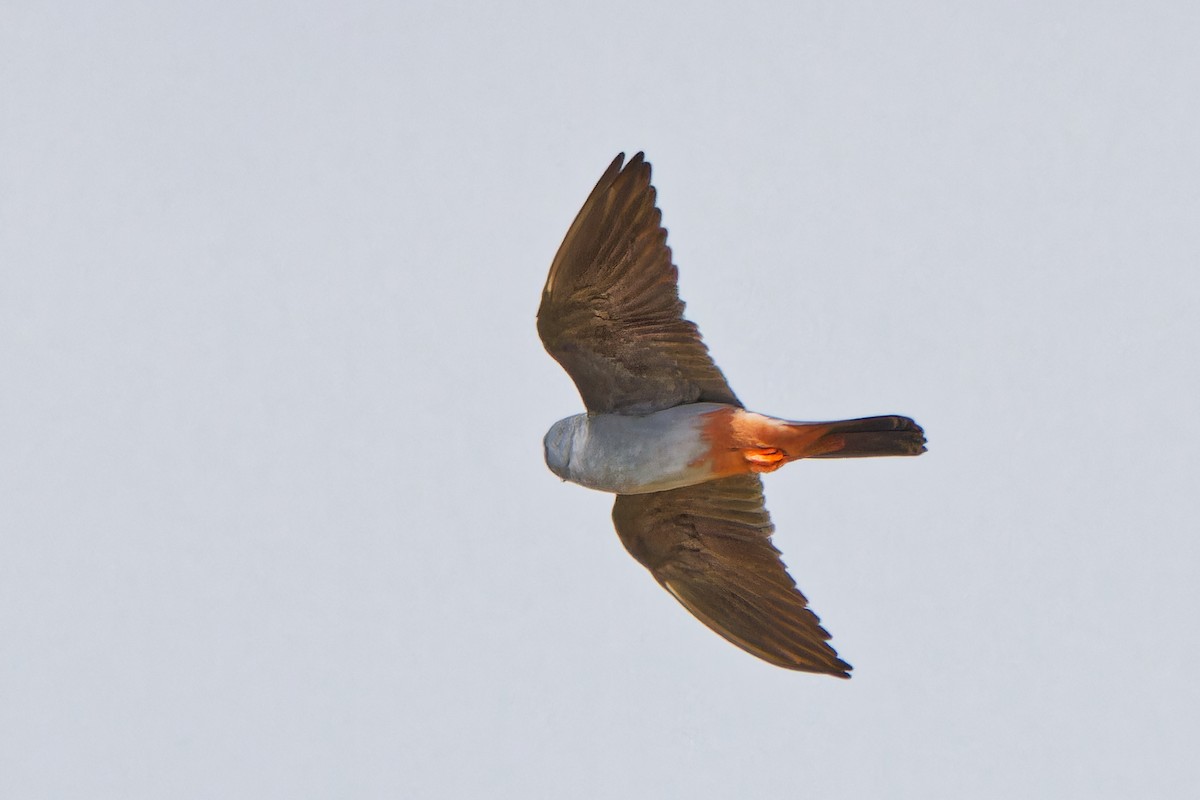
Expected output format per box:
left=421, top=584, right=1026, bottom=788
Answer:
left=805, top=415, right=926, bottom=458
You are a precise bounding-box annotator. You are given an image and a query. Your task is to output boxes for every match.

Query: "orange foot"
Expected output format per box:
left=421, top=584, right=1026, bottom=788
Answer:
left=744, top=447, right=785, bottom=473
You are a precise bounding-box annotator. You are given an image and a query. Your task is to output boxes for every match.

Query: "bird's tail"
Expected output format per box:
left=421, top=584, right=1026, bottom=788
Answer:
left=710, top=408, right=927, bottom=474
left=785, top=415, right=927, bottom=459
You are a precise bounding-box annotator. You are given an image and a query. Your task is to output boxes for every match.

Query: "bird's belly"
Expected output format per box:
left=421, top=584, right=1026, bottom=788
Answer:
left=567, top=403, right=733, bottom=494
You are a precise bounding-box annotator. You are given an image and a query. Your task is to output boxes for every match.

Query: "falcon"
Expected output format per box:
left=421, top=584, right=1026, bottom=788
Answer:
left=538, top=153, right=926, bottom=677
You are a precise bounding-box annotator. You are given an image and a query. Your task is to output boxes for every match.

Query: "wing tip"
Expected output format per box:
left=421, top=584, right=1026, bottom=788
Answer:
left=608, top=151, right=650, bottom=189
left=779, top=657, right=853, bottom=679
left=774, top=650, right=854, bottom=678
left=660, top=576, right=854, bottom=678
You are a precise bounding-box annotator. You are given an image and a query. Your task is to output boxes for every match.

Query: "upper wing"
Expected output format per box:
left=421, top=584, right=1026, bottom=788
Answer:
left=537, top=153, right=740, bottom=414
left=612, top=475, right=852, bottom=677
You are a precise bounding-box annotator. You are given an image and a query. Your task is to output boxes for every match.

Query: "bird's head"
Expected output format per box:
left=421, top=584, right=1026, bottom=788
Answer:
left=543, top=415, right=584, bottom=481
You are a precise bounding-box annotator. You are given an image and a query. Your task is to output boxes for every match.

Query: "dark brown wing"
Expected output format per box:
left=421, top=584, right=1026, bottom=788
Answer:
left=612, top=475, right=852, bottom=677
left=537, top=153, right=740, bottom=414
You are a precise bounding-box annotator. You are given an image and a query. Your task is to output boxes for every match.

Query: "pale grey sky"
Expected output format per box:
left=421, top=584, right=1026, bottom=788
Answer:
left=3, top=2, right=1198, bottom=798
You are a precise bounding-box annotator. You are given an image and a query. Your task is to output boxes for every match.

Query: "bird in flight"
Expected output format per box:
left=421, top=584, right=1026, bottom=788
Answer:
left=538, top=153, right=926, bottom=677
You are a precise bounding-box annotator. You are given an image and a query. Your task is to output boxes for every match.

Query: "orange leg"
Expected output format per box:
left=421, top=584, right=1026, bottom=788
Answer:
left=743, top=447, right=786, bottom=473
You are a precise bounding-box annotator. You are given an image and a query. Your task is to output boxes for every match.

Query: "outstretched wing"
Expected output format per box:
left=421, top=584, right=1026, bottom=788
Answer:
left=611, top=475, right=852, bottom=677
left=537, top=153, right=740, bottom=415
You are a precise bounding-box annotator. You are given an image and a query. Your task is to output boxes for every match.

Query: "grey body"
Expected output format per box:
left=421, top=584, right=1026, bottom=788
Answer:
left=543, top=403, right=729, bottom=494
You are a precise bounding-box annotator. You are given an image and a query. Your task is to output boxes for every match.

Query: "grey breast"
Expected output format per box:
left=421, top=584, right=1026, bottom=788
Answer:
left=552, top=404, right=728, bottom=494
